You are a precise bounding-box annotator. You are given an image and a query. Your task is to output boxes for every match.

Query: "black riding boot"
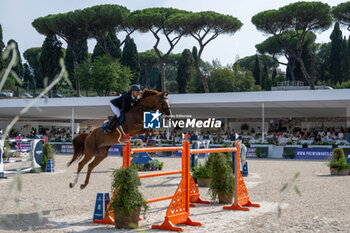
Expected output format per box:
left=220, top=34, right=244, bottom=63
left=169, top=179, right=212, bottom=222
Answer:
left=104, top=115, right=119, bottom=134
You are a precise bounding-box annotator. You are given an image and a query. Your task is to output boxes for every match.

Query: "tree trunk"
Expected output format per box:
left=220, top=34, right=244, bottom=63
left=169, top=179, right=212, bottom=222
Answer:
left=296, top=57, right=315, bottom=90
left=73, top=58, right=80, bottom=97
left=287, top=59, right=296, bottom=82
left=195, top=45, right=209, bottom=93
left=194, top=61, right=209, bottom=93
left=159, top=60, right=166, bottom=92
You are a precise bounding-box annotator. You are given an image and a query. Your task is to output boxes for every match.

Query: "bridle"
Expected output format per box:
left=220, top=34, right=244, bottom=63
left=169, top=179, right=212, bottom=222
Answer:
left=138, top=94, right=170, bottom=114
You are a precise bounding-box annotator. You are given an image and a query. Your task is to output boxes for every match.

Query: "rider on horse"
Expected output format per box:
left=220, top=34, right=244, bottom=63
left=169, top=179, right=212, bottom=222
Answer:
left=104, top=84, right=141, bottom=134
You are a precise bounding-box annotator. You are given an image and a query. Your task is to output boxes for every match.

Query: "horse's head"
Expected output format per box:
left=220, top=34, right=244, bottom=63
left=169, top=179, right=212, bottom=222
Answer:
left=139, top=89, right=172, bottom=116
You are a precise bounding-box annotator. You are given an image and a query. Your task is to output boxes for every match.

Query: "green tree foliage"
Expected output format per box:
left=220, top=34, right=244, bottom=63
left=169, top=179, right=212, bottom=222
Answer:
left=23, top=47, right=43, bottom=89
left=261, top=61, right=271, bottom=90
left=192, top=46, right=198, bottom=63
left=252, top=55, right=261, bottom=86
left=169, top=11, right=243, bottom=93
left=23, top=47, right=41, bottom=69
left=176, top=49, right=194, bottom=93
left=139, top=50, right=158, bottom=89
left=237, top=54, right=278, bottom=72
left=332, top=2, right=350, bottom=30
left=85, top=5, right=129, bottom=55
left=0, top=24, right=5, bottom=71
left=121, top=37, right=140, bottom=84
left=64, top=39, right=88, bottom=90
left=208, top=65, right=260, bottom=92
left=252, top=1, right=332, bottom=89
left=256, top=31, right=316, bottom=82
left=32, top=5, right=129, bottom=96
left=315, top=42, right=331, bottom=82
left=39, top=34, right=63, bottom=96
left=129, top=8, right=189, bottom=92
left=341, top=36, right=350, bottom=82
left=6, top=39, right=24, bottom=78
left=0, top=24, right=4, bottom=51
left=330, top=22, right=343, bottom=83
left=65, top=40, right=88, bottom=74
left=92, top=31, right=121, bottom=61
left=75, top=55, right=131, bottom=96
left=3, top=40, right=23, bottom=93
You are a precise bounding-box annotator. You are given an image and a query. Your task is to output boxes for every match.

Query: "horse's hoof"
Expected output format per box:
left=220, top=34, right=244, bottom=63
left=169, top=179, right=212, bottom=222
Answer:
left=69, top=183, right=74, bottom=188
left=80, top=184, right=86, bottom=189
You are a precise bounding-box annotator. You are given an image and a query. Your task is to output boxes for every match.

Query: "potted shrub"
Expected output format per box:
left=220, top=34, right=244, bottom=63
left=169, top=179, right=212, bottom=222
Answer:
left=158, top=161, right=164, bottom=170
left=255, top=148, right=263, bottom=158
left=283, top=151, right=295, bottom=159
left=111, top=166, right=148, bottom=229
left=328, top=148, right=350, bottom=176
left=192, top=163, right=211, bottom=186
left=208, top=153, right=234, bottom=204
left=41, top=143, right=54, bottom=171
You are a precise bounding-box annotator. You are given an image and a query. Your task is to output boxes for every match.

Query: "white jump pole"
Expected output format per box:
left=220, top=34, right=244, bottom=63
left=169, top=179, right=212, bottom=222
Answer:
left=203, top=139, right=210, bottom=163
left=0, top=141, right=5, bottom=178
left=1, top=139, right=43, bottom=175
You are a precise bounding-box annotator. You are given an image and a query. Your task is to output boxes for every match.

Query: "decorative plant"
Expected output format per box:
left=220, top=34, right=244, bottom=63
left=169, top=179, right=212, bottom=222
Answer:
left=41, top=142, right=54, bottom=170
left=9, top=128, right=18, bottom=138
left=110, top=166, right=148, bottom=228
left=255, top=148, right=263, bottom=158
left=333, top=148, right=345, bottom=161
left=158, top=161, right=164, bottom=170
left=206, top=151, right=231, bottom=170
left=192, top=163, right=210, bottom=179
left=2, top=141, right=14, bottom=160
left=328, top=148, right=350, bottom=172
left=208, top=153, right=234, bottom=203
left=148, top=160, right=159, bottom=171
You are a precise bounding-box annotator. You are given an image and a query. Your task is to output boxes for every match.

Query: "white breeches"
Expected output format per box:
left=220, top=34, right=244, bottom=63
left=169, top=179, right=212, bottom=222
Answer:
left=110, top=103, right=121, bottom=117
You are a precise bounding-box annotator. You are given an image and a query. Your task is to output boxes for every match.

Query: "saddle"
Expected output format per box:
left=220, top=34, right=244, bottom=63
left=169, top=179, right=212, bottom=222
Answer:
left=101, top=112, right=125, bottom=130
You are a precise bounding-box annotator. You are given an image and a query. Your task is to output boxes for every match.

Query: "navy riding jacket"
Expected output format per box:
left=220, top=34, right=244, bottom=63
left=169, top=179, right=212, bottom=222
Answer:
left=110, top=92, right=138, bottom=112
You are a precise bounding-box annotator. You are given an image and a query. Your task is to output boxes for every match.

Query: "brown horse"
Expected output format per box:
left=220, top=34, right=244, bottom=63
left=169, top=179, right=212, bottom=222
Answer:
left=67, top=89, right=171, bottom=189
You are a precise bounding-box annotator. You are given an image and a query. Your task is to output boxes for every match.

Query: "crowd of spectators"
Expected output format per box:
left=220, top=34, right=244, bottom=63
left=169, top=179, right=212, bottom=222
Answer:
left=152, top=126, right=350, bottom=145
left=2, top=123, right=350, bottom=145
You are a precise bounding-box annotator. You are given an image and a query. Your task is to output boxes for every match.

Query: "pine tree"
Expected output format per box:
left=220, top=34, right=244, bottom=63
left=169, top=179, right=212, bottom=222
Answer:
left=121, top=37, right=140, bottom=84
left=192, top=46, right=198, bottom=63
left=253, top=54, right=261, bottom=86
left=92, top=31, right=121, bottom=61
left=65, top=39, right=88, bottom=87
left=23, top=63, right=34, bottom=91
left=0, top=24, right=4, bottom=51
left=261, top=62, right=269, bottom=90
left=6, top=39, right=24, bottom=78
left=330, top=22, right=343, bottom=84
left=340, top=36, right=349, bottom=82
left=271, top=68, right=277, bottom=86
left=39, top=34, right=63, bottom=96
left=176, top=49, right=194, bottom=93
left=0, top=24, right=6, bottom=71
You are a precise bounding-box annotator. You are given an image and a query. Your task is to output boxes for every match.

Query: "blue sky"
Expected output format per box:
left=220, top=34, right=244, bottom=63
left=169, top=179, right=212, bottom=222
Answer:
left=1, top=0, right=349, bottom=67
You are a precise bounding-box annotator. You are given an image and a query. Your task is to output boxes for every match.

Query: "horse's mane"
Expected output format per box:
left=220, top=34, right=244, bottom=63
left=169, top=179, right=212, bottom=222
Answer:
left=140, top=89, right=159, bottom=100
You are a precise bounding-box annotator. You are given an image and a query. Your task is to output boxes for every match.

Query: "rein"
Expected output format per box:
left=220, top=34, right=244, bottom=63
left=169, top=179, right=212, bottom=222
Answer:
left=137, top=95, right=168, bottom=112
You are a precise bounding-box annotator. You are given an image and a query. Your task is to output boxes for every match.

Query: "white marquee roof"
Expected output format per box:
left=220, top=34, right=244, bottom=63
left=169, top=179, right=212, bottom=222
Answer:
left=0, top=89, right=349, bottom=120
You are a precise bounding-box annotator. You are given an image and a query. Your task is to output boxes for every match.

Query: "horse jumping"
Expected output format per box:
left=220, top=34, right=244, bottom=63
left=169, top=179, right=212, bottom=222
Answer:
left=67, top=89, right=171, bottom=189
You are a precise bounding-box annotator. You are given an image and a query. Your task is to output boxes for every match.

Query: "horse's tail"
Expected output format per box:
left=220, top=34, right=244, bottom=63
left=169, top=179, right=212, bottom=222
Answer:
left=67, top=133, right=89, bottom=167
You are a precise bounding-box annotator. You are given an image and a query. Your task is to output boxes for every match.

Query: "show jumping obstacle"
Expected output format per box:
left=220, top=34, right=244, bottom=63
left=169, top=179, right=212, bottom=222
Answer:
left=94, top=140, right=260, bottom=231
left=0, top=139, right=44, bottom=178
